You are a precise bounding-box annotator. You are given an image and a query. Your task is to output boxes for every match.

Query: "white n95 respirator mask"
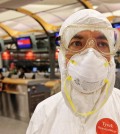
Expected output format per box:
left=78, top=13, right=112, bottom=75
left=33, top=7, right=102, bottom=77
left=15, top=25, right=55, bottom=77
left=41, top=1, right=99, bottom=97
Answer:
left=66, top=48, right=110, bottom=93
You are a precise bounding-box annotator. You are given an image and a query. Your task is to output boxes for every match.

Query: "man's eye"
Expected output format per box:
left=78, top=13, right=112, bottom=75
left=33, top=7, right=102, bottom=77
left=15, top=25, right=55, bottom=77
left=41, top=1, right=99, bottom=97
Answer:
left=71, top=41, right=83, bottom=47
left=97, top=42, right=109, bottom=48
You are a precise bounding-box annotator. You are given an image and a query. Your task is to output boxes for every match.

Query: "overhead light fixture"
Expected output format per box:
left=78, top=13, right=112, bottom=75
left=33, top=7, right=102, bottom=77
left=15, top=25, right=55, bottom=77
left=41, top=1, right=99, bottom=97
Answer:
left=93, top=6, right=98, bottom=9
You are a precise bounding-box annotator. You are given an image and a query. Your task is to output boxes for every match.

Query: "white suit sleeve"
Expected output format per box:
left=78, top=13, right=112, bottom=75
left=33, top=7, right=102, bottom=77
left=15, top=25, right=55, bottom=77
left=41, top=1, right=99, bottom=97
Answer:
left=26, top=103, right=47, bottom=134
left=26, top=92, right=62, bottom=134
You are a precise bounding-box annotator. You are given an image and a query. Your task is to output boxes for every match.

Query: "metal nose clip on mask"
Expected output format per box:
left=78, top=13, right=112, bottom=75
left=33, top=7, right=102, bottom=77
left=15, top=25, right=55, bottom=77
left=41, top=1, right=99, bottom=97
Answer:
left=87, top=38, right=96, bottom=47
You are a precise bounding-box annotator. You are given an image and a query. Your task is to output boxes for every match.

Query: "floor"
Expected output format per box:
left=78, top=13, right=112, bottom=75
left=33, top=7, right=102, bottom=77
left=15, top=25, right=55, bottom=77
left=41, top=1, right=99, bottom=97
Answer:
left=0, top=116, right=28, bottom=134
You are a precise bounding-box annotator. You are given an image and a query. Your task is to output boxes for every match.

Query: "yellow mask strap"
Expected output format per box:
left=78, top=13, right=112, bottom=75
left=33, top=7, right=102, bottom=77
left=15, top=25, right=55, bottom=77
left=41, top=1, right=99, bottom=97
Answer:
left=64, top=76, right=110, bottom=117
left=104, top=61, right=109, bottom=67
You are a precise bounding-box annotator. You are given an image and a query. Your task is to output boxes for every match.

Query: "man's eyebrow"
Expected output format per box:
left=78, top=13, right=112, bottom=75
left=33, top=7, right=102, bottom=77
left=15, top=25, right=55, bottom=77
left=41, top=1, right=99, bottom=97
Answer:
left=96, top=35, right=107, bottom=40
left=72, top=34, right=83, bottom=39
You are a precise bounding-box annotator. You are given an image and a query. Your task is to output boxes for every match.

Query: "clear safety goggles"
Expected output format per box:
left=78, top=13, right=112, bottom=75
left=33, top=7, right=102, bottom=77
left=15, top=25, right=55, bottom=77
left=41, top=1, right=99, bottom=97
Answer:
left=60, top=24, right=120, bottom=56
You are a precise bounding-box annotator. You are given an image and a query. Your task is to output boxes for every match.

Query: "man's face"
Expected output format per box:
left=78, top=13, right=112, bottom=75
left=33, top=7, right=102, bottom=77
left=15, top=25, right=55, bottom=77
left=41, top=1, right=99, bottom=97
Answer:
left=65, top=30, right=110, bottom=63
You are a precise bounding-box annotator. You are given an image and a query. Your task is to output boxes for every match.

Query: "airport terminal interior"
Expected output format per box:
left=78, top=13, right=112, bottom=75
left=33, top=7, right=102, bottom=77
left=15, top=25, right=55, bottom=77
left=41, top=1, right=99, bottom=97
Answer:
left=0, top=0, right=120, bottom=133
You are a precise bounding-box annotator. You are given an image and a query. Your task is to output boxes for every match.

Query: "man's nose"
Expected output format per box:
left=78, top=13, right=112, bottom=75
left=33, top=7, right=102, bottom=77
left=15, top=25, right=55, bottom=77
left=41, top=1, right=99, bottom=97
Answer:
left=86, top=38, right=96, bottom=49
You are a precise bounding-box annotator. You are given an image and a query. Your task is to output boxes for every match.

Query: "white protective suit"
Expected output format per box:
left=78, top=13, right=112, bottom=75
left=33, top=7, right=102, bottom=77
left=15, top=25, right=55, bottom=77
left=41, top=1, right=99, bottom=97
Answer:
left=26, top=9, right=120, bottom=134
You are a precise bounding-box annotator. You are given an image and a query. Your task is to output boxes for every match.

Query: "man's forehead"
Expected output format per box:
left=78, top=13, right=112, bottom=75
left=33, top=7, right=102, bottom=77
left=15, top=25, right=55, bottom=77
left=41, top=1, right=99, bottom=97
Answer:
left=76, top=30, right=104, bottom=35
left=72, top=30, right=107, bottom=39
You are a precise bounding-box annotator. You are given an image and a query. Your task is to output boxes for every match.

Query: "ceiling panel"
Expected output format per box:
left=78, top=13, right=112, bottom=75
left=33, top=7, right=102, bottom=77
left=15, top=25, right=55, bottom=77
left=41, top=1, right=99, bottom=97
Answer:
left=37, top=3, right=84, bottom=25
left=0, top=0, right=11, bottom=4
left=35, top=0, right=77, bottom=5
left=98, top=0, right=120, bottom=3
left=3, top=21, right=32, bottom=31
left=0, top=2, right=83, bottom=35
left=90, top=0, right=120, bottom=13
left=3, top=17, right=42, bottom=32
left=0, top=10, right=25, bottom=22
left=96, top=3, right=120, bottom=13
left=22, top=0, right=78, bottom=13
left=0, top=0, right=42, bottom=9
left=22, top=4, right=62, bottom=13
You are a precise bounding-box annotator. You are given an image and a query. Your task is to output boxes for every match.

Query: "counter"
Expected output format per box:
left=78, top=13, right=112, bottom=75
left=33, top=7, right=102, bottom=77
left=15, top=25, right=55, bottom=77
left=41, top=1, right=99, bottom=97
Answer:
left=1, top=78, right=51, bottom=122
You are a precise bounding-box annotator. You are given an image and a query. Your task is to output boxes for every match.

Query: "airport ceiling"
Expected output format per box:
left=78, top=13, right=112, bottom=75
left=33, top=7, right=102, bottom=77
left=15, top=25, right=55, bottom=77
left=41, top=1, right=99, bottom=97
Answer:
left=0, top=0, right=120, bottom=39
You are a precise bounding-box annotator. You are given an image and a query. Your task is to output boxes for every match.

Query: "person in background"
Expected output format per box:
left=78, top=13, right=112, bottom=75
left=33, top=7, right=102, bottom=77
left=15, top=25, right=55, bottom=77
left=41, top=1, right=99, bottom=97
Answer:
left=26, top=9, right=120, bottom=134
left=18, top=68, right=25, bottom=78
left=9, top=62, right=17, bottom=74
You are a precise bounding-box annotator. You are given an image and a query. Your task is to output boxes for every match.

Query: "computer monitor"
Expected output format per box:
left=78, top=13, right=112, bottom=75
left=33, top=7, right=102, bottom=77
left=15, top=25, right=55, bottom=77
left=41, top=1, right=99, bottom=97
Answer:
left=112, top=23, right=120, bottom=30
left=16, top=34, right=37, bottom=50
left=48, top=67, right=51, bottom=73
left=2, top=67, right=6, bottom=72
left=16, top=36, right=32, bottom=49
left=32, top=67, right=37, bottom=73
left=54, top=32, right=60, bottom=46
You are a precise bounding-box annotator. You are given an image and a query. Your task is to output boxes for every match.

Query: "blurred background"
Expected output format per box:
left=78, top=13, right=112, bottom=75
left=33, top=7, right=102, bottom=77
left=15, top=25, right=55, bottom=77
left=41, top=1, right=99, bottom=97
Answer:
left=0, top=0, right=120, bottom=134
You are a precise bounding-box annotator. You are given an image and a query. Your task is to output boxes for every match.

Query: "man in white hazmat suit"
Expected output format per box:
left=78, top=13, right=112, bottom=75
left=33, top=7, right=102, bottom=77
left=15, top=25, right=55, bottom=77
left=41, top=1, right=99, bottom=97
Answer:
left=26, top=9, right=120, bottom=134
